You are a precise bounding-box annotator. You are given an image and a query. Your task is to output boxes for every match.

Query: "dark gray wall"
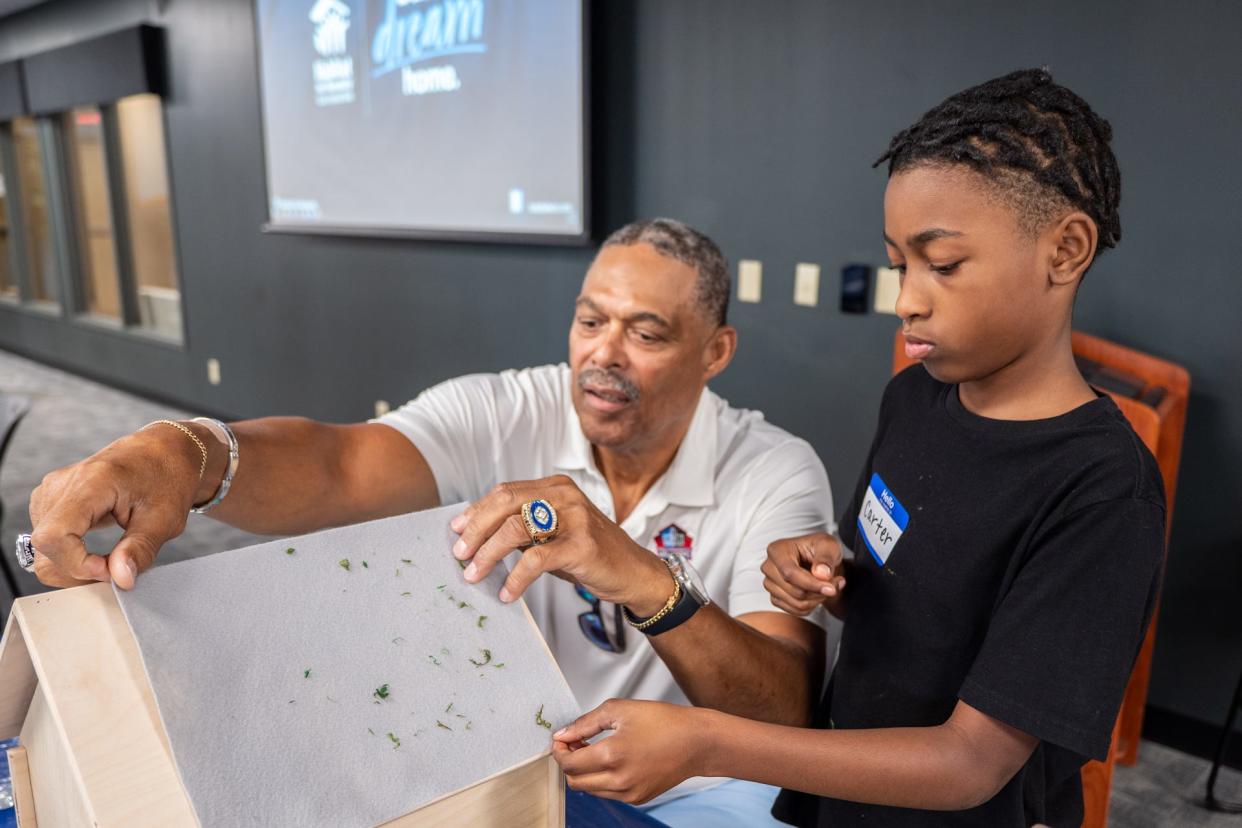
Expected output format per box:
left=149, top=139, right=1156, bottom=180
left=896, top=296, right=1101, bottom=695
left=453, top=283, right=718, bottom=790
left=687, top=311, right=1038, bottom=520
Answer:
left=0, top=0, right=1239, bottom=737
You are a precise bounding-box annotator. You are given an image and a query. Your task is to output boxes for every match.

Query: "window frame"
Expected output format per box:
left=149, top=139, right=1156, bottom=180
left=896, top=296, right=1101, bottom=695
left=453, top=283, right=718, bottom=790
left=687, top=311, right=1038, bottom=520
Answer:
left=0, top=116, right=67, bottom=315
left=0, top=96, right=186, bottom=345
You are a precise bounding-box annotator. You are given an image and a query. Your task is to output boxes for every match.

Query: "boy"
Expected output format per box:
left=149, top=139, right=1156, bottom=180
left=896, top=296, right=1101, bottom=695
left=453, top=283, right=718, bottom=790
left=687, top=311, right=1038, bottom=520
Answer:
left=550, top=68, right=1165, bottom=827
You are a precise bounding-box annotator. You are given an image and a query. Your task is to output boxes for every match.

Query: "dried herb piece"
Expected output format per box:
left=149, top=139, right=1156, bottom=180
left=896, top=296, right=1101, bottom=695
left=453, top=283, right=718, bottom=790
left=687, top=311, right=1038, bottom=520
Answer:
left=457, top=601, right=471, bottom=610
left=374, top=684, right=390, bottom=700
left=465, top=721, right=473, bottom=731
left=401, top=592, right=412, bottom=597
left=477, top=615, right=488, bottom=629
left=428, top=655, right=442, bottom=666
left=367, top=727, right=375, bottom=735
left=392, top=637, right=405, bottom=645
left=441, top=647, right=451, bottom=656
left=458, top=559, right=469, bottom=570
left=445, top=702, right=454, bottom=713
left=362, top=561, right=369, bottom=569
left=387, top=731, right=401, bottom=749
left=339, top=559, right=351, bottom=571
left=285, top=547, right=295, bottom=555
left=535, top=705, right=552, bottom=729
left=436, top=720, right=453, bottom=731
left=493, top=663, right=505, bottom=669
left=436, top=584, right=446, bottom=591
left=401, top=558, right=413, bottom=564
left=468, top=649, right=493, bottom=668
left=303, top=668, right=311, bottom=679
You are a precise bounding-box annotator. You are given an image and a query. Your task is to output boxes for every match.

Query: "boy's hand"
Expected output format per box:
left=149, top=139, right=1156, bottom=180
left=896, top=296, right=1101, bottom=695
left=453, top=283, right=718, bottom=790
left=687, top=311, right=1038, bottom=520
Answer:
left=552, top=700, right=708, bottom=804
left=762, top=532, right=846, bottom=616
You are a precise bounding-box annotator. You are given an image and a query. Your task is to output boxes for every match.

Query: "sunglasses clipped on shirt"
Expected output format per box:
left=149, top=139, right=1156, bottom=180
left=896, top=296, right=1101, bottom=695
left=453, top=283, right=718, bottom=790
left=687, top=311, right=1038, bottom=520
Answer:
left=575, top=583, right=627, bottom=653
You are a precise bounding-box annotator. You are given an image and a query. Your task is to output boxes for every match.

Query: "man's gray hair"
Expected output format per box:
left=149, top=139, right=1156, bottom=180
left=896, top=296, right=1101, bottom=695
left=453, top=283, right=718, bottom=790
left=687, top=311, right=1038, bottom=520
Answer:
left=601, top=218, right=730, bottom=327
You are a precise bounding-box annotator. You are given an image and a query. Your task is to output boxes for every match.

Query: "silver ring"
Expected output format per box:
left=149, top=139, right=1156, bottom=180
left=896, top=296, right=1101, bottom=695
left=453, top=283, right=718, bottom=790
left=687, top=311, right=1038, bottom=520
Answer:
left=15, top=533, right=36, bottom=573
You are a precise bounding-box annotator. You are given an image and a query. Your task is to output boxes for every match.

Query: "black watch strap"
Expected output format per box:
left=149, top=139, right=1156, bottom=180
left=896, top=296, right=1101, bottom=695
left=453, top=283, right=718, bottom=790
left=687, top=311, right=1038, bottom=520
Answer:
left=626, top=582, right=704, bottom=636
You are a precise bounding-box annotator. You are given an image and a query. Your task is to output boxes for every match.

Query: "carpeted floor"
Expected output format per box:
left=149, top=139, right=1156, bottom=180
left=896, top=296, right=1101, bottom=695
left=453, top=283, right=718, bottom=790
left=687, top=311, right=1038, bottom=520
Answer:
left=1, top=346, right=1240, bottom=826
left=0, top=347, right=266, bottom=607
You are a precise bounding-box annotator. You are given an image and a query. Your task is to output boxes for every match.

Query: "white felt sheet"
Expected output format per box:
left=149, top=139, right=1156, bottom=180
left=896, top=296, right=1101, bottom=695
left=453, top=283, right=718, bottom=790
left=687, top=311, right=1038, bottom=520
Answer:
left=114, top=504, right=580, bottom=827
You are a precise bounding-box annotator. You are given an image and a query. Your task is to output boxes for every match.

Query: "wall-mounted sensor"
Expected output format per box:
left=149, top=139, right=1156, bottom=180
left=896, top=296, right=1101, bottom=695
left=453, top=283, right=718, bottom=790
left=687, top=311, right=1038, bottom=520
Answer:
left=840, top=264, right=870, bottom=314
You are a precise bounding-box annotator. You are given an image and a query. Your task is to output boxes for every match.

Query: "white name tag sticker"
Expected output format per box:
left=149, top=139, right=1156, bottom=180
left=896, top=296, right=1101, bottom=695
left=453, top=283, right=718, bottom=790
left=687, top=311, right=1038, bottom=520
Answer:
left=857, top=473, right=910, bottom=566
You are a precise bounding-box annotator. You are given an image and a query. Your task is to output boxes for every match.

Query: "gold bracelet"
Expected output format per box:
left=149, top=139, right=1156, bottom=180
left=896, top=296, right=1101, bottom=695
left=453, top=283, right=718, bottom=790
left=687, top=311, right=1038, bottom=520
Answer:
left=145, top=419, right=207, bottom=481
left=625, top=578, right=682, bottom=631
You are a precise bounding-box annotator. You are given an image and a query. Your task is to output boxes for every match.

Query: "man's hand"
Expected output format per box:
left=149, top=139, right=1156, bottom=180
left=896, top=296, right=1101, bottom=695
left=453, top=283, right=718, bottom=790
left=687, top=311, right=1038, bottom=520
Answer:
left=28, top=426, right=207, bottom=589
left=450, top=475, right=672, bottom=612
left=762, top=532, right=846, bottom=617
left=552, top=699, right=709, bottom=804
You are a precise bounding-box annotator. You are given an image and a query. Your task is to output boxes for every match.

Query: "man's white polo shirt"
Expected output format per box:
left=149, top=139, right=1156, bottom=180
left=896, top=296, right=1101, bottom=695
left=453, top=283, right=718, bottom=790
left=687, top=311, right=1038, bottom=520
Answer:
left=376, top=363, right=833, bottom=711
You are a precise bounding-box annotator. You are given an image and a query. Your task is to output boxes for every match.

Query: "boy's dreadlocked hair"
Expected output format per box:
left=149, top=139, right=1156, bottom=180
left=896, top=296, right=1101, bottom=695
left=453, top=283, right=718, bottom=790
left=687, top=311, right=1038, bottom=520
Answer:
left=875, top=68, right=1122, bottom=251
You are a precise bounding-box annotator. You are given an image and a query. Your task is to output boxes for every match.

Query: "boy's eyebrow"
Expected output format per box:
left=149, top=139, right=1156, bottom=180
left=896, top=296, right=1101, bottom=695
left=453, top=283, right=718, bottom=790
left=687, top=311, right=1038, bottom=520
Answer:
left=883, top=229, right=965, bottom=249
left=575, top=297, right=671, bottom=329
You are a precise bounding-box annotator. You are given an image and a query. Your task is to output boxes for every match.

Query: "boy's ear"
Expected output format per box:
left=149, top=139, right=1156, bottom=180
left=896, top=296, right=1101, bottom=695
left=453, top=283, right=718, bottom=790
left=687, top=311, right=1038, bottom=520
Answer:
left=1047, top=211, right=1099, bottom=287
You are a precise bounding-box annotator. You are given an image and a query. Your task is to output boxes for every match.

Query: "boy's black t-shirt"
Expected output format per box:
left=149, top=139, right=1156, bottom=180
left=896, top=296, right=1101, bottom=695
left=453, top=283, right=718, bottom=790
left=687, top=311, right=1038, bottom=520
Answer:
left=772, top=366, right=1165, bottom=828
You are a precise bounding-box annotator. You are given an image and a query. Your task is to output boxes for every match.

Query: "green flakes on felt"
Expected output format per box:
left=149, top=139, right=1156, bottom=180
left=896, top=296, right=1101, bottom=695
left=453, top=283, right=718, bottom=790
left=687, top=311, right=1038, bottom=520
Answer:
left=362, top=560, right=368, bottom=568
left=387, top=731, right=401, bottom=749
left=339, top=559, right=351, bottom=571
left=285, top=547, right=295, bottom=556
left=436, top=720, right=452, bottom=731
left=303, top=668, right=311, bottom=679
left=535, top=704, right=552, bottom=729
left=468, top=649, right=492, bottom=668
left=428, top=654, right=442, bottom=666
left=373, top=683, right=390, bottom=700
left=477, top=615, right=488, bottom=629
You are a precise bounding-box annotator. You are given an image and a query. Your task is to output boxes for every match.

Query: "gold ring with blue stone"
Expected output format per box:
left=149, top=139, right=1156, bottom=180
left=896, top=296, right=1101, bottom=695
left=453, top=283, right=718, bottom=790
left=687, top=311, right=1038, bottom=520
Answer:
left=520, top=499, right=558, bottom=545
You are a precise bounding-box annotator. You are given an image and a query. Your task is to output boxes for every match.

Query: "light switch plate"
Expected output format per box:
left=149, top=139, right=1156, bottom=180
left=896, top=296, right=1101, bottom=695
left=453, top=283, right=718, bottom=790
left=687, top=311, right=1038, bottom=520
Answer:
left=206, top=358, right=221, bottom=386
left=374, top=399, right=391, bottom=418
left=737, top=260, right=762, bottom=303
left=874, top=266, right=901, bottom=315
left=794, top=263, right=820, bottom=307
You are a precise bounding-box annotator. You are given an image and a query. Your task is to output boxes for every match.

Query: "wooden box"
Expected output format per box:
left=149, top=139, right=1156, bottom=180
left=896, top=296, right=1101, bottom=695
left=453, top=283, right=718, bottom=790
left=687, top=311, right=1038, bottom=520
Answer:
left=0, top=583, right=564, bottom=827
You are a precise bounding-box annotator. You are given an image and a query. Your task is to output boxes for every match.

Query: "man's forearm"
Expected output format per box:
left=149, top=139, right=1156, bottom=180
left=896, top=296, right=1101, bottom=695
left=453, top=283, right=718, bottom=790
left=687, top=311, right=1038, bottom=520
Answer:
left=648, top=606, right=821, bottom=726
left=696, top=710, right=1007, bottom=811
left=183, top=417, right=434, bottom=535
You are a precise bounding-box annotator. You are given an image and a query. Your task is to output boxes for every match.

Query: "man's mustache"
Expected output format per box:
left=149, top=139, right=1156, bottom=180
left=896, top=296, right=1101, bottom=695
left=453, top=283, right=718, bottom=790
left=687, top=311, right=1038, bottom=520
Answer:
left=577, top=368, right=641, bottom=402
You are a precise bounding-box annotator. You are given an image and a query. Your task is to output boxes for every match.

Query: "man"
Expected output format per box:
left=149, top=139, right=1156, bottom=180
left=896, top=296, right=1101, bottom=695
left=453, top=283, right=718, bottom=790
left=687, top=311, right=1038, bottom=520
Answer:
left=26, top=218, right=833, bottom=826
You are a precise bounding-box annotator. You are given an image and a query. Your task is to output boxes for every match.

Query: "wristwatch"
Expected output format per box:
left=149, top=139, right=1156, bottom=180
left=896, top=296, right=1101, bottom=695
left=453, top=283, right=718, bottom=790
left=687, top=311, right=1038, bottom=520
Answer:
left=624, top=553, right=711, bottom=636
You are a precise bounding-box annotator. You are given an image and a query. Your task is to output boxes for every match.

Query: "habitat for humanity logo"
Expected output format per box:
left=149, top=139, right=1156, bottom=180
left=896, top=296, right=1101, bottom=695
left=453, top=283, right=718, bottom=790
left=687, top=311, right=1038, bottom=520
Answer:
left=310, top=0, right=356, bottom=106
left=371, top=0, right=487, bottom=97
